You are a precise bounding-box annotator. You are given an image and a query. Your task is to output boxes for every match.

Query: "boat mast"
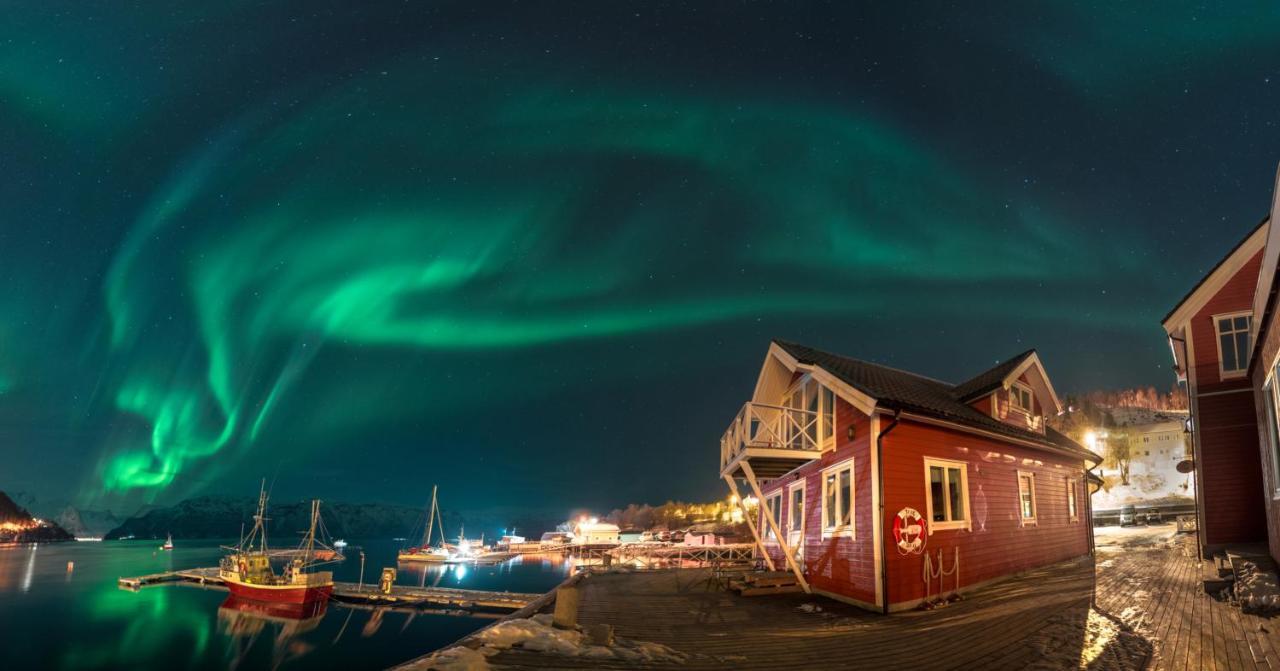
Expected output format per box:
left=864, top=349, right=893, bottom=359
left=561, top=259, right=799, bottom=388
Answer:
left=423, top=485, right=437, bottom=549
left=304, top=500, right=319, bottom=565
left=254, top=479, right=269, bottom=553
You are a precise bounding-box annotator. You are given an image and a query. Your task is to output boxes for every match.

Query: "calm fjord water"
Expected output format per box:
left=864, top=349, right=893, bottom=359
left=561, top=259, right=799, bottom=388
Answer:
left=0, top=540, right=571, bottom=670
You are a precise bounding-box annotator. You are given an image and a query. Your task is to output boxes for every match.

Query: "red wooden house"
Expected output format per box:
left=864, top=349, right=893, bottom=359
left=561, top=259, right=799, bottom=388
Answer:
left=1162, top=218, right=1270, bottom=557
left=720, top=340, right=1098, bottom=612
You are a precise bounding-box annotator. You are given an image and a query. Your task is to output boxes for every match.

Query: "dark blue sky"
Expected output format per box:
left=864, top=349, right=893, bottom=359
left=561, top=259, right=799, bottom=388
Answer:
left=2, top=2, right=1278, bottom=515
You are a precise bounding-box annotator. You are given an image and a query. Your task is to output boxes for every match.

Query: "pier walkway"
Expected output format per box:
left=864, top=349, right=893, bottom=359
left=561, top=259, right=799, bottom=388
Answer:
left=118, top=568, right=539, bottom=613
left=457, top=526, right=1280, bottom=669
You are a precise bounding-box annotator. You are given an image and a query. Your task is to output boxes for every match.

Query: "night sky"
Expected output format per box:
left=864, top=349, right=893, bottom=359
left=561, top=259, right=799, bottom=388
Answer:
left=3, top=2, right=1279, bottom=515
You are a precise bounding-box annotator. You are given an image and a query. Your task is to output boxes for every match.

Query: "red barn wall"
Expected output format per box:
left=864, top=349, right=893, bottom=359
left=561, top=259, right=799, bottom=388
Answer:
left=880, top=419, right=1089, bottom=610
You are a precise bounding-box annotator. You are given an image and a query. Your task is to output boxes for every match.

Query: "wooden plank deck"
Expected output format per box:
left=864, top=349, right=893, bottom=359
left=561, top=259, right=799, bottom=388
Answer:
left=117, top=567, right=540, bottom=612
left=484, top=556, right=1128, bottom=669
left=473, top=531, right=1280, bottom=670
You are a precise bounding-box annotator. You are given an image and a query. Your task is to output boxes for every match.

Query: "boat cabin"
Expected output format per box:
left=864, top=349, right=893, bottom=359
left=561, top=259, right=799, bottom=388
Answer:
left=721, top=340, right=1098, bottom=612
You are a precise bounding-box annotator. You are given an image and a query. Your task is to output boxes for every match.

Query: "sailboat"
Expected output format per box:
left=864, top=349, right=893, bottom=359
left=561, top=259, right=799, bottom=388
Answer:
left=218, top=483, right=338, bottom=604
left=160, top=533, right=174, bottom=551
left=397, top=485, right=450, bottom=562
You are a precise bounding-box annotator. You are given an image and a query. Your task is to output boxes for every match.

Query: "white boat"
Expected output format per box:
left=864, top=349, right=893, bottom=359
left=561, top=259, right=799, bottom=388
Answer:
left=161, top=533, right=174, bottom=551
left=332, top=539, right=347, bottom=549
left=398, top=485, right=451, bottom=563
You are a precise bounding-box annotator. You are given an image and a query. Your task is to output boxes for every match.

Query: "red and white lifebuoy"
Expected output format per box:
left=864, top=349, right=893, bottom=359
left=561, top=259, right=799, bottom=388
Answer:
left=892, top=507, right=927, bottom=554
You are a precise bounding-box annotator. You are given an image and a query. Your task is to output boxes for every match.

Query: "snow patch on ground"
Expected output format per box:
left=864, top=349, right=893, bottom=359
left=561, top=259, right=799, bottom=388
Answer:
left=402, top=614, right=688, bottom=669
left=1025, top=607, right=1151, bottom=670
left=796, top=602, right=824, bottom=613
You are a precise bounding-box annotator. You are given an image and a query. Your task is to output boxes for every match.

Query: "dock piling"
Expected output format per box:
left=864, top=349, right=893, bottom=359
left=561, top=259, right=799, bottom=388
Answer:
left=552, top=584, right=580, bottom=629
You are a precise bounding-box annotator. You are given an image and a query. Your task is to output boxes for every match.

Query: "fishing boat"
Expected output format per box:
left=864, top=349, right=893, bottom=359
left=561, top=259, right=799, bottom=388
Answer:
left=160, top=533, right=174, bottom=551
left=397, top=485, right=450, bottom=563
left=218, top=484, right=339, bottom=604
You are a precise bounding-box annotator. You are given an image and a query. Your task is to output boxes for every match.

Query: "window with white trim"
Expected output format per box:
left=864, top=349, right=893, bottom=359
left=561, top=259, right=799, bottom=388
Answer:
left=924, top=457, right=970, bottom=532
left=763, top=491, right=782, bottom=541
left=1067, top=477, right=1078, bottom=521
left=787, top=480, right=805, bottom=551
left=1017, top=471, right=1037, bottom=524
left=821, top=459, right=854, bottom=537
left=784, top=376, right=837, bottom=451
left=1267, top=372, right=1280, bottom=493
left=1214, top=312, right=1252, bottom=377
left=1010, top=382, right=1033, bottom=413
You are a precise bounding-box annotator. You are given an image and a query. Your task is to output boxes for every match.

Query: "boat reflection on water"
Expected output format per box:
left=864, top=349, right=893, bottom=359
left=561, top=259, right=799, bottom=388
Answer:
left=218, top=595, right=327, bottom=669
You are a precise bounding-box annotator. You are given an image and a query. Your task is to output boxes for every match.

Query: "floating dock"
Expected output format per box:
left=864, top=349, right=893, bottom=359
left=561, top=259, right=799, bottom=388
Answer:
left=118, top=568, right=540, bottom=613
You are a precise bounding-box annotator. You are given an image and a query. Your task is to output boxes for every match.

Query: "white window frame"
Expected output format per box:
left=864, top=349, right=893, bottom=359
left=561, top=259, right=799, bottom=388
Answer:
left=1009, top=381, right=1034, bottom=414
left=762, top=491, right=782, bottom=542
left=1266, top=368, right=1280, bottom=498
left=923, top=457, right=971, bottom=533
left=1213, top=311, right=1252, bottom=379
left=1067, top=477, right=1079, bottom=522
left=821, top=458, right=855, bottom=539
left=1017, top=470, right=1038, bottom=526
left=787, top=479, right=806, bottom=551
left=783, top=375, right=838, bottom=453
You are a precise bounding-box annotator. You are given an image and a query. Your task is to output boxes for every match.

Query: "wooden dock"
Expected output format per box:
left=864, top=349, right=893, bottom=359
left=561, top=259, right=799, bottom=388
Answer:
left=118, top=568, right=540, bottom=613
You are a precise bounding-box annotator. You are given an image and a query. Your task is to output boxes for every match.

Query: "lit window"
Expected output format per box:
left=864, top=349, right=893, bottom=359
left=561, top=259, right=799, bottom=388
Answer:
left=763, top=492, right=782, bottom=541
left=1268, top=373, right=1280, bottom=491
left=821, top=460, right=854, bottom=537
left=1017, top=471, right=1037, bottom=524
left=924, top=458, right=970, bottom=531
left=1010, top=383, right=1033, bottom=413
left=1215, top=313, right=1252, bottom=376
left=1067, top=478, right=1078, bottom=521
left=788, top=482, right=804, bottom=531
left=787, top=480, right=805, bottom=553
left=783, top=377, right=837, bottom=450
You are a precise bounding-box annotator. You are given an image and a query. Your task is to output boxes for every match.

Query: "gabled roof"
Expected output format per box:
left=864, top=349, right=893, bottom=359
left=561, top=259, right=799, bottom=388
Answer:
left=1162, top=217, right=1268, bottom=329
left=771, top=340, right=1097, bottom=463
left=951, top=349, right=1036, bottom=402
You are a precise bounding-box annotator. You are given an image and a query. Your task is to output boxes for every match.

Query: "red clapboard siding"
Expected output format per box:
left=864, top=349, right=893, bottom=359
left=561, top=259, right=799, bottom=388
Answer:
left=1185, top=247, right=1266, bottom=547
left=880, top=419, right=1089, bottom=608
left=759, top=398, right=876, bottom=606
left=1198, top=392, right=1266, bottom=545
left=1189, top=249, right=1262, bottom=393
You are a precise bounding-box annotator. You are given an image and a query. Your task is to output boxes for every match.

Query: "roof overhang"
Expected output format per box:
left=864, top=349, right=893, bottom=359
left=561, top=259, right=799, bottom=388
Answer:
left=882, top=409, right=1102, bottom=466
left=1253, top=168, right=1280, bottom=341
left=753, top=341, right=878, bottom=416
left=1162, top=219, right=1268, bottom=335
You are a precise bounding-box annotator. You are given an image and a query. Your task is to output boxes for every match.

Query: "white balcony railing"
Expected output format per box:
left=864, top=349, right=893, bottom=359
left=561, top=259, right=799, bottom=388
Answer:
left=720, top=402, right=823, bottom=472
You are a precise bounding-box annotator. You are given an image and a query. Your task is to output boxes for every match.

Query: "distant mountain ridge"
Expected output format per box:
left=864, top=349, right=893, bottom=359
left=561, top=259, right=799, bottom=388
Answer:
left=103, top=496, right=429, bottom=540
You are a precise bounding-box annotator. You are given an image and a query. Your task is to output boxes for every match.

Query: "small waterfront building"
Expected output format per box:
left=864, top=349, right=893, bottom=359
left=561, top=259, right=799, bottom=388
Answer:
left=721, top=340, right=1098, bottom=612
left=539, top=532, right=571, bottom=548
left=572, top=521, right=620, bottom=545
left=1163, top=217, right=1270, bottom=556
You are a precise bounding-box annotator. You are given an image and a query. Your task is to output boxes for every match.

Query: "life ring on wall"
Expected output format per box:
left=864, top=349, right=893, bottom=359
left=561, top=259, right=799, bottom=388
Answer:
left=892, top=507, right=927, bottom=555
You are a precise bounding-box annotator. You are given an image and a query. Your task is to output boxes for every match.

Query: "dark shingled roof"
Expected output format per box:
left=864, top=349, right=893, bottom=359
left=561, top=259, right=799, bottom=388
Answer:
left=772, top=340, right=1097, bottom=463
left=951, top=350, right=1036, bottom=402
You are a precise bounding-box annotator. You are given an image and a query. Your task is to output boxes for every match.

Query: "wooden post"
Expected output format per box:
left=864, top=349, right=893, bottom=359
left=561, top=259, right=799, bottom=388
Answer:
left=552, top=584, right=580, bottom=629
left=723, top=473, right=776, bottom=571
left=741, top=462, right=810, bottom=594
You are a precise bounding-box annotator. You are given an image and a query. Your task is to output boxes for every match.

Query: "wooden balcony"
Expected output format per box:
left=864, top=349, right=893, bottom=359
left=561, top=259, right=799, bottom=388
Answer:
left=720, top=402, right=825, bottom=479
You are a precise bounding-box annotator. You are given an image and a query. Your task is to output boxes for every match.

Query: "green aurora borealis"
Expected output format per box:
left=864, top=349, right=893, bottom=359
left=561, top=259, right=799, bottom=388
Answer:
left=3, top=2, right=1280, bottom=512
